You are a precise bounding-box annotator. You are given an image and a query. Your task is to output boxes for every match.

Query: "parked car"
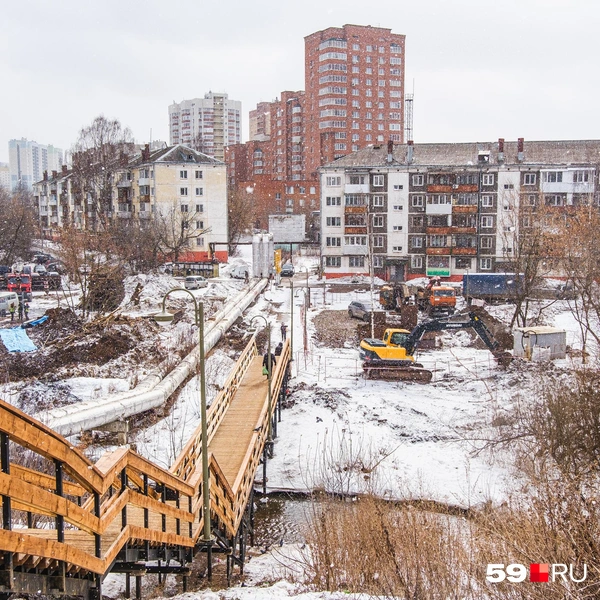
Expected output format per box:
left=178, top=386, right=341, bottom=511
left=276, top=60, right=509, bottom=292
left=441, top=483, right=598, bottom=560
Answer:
left=184, top=275, right=208, bottom=290
left=348, top=300, right=374, bottom=322
left=280, top=264, right=295, bottom=277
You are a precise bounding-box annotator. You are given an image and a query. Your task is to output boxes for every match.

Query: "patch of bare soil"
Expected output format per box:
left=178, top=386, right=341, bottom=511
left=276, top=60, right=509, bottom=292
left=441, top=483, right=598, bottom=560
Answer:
left=0, top=308, right=164, bottom=384
left=463, top=306, right=514, bottom=350
left=312, top=310, right=360, bottom=348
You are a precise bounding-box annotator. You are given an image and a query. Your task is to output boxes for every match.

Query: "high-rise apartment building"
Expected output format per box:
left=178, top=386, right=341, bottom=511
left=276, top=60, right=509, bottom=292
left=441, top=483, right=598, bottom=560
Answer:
left=304, top=24, right=406, bottom=177
left=8, top=138, right=63, bottom=191
left=168, top=92, right=241, bottom=162
left=0, top=163, right=10, bottom=191
left=249, top=101, right=272, bottom=141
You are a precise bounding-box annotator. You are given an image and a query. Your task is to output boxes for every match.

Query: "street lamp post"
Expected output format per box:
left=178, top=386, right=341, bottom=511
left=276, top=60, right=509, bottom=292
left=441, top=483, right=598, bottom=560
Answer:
left=154, top=288, right=212, bottom=577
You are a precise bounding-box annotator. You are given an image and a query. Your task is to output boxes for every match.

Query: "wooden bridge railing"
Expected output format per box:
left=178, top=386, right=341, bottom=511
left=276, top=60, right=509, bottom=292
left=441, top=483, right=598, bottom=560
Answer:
left=0, top=332, right=291, bottom=584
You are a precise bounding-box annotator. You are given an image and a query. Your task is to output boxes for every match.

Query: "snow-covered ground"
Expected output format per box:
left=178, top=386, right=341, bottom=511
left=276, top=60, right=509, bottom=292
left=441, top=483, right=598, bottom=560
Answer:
left=0, top=246, right=591, bottom=599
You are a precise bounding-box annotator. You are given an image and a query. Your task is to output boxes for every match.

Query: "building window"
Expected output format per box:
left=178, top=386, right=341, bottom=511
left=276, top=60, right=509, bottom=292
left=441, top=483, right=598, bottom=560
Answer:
left=392, top=246, right=403, bottom=252
left=481, top=195, right=494, bottom=207
left=412, top=174, right=424, bottom=186
left=349, top=175, right=366, bottom=185
left=523, top=173, right=536, bottom=185
left=326, top=176, right=342, bottom=186
left=372, top=215, right=384, bottom=227
left=393, top=225, right=403, bottom=231
left=180, top=204, right=189, bottom=212
left=480, top=258, right=492, bottom=270
left=196, top=221, right=204, bottom=229
left=411, top=255, right=423, bottom=269
left=480, top=216, right=494, bottom=228
left=326, top=217, right=341, bottom=226
left=325, top=256, right=341, bottom=267
left=372, top=235, right=385, bottom=247
left=526, top=194, right=536, bottom=206
left=455, top=257, right=472, bottom=269
left=196, top=237, right=204, bottom=247
left=543, top=171, right=563, bottom=183
left=326, top=196, right=341, bottom=206
left=373, top=195, right=384, bottom=207
left=504, top=183, right=514, bottom=189
left=195, top=187, right=203, bottom=196
left=393, top=204, right=403, bottom=211
left=326, top=236, right=341, bottom=246
left=545, top=194, right=565, bottom=206
left=345, top=236, right=367, bottom=246
left=428, top=235, right=448, bottom=247
left=349, top=256, right=365, bottom=267
left=373, top=255, right=384, bottom=268
left=411, top=236, right=423, bottom=248
left=180, top=187, right=188, bottom=196
left=180, top=170, right=188, bottom=179
left=573, top=170, right=590, bottom=183
left=482, top=174, right=495, bottom=186
left=480, top=237, right=493, bottom=249
left=411, top=195, right=424, bottom=207
left=196, top=204, right=204, bottom=212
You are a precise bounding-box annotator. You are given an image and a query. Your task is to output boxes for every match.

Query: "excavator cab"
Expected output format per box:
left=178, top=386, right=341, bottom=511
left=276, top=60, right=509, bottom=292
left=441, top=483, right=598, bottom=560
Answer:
left=382, top=329, right=410, bottom=347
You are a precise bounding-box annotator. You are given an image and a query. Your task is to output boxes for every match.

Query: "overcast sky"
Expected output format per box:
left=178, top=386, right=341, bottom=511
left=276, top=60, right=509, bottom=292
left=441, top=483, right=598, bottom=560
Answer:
left=1, top=0, right=598, bottom=163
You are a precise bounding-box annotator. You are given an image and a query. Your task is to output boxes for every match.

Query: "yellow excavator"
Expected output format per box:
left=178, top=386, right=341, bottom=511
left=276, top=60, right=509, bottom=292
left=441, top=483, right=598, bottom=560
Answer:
left=359, top=312, right=511, bottom=382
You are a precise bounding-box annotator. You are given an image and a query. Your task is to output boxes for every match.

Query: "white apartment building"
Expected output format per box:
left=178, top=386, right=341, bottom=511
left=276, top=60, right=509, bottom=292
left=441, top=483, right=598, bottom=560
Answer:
left=320, top=139, right=600, bottom=281
left=9, top=138, right=63, bottom=191
left=34, top=144, right=229, bottom=261
left=0, top=163, right=10, bottom=191
left=168, top=93, right=241, bottom=162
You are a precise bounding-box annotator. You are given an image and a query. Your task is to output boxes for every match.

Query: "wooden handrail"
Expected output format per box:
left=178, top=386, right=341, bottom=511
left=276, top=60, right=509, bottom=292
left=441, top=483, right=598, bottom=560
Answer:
left=0, top=333, right=291, bottom=577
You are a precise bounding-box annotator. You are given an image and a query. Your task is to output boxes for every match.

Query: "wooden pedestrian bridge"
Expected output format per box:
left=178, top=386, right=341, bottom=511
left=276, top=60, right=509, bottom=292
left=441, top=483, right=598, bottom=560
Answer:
left=0, top=335, right=291, bottom=600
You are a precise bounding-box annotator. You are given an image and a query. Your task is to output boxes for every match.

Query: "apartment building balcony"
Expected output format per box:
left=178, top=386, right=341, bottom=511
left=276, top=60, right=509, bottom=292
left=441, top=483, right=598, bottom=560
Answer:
left=138, top=177, right=150, bottom=186
left=453, top=205, right=478, bottom=213
left=50, top=184, right=57, bottom=193
left=427, top=184, right=478, bottom=193
left=452, top=247, right=477, bottom=255
left=49, top=195, right=58, bottom=205
left=139, top=195, right=151, bottom=203
left=343, top=246, right=368, bottom=255
left=138, top=211, right=151, bottom=219
left=117, top=179, right=131, bottom=188
left=426, top=247, right=450, bottom=255
left=426, top=226, right=453, bottom=235
left=344, top=205, right=367, bottom=214
left=118, top=211, right=132, bottom=219
left=345, top=183, right=370, bottom=194
left=344, top=226, right=367, bottom=235
left=452, top=226, right=477, bottom=234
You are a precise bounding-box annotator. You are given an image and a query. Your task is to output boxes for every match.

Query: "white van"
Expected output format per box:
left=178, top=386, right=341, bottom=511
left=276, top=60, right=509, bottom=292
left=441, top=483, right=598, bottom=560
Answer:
left=184, top=275, right=208, bottom=290
left=0, top=292, right=19, bottom=315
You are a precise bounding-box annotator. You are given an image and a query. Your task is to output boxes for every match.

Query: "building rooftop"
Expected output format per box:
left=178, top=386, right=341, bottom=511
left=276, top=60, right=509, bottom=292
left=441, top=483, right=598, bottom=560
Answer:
left=324, top=139, right=600, bottom=169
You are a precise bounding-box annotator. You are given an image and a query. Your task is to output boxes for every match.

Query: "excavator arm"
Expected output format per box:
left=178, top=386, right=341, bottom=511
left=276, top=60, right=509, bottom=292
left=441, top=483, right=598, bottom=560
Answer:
left=404, top=312, right=502, bottom=356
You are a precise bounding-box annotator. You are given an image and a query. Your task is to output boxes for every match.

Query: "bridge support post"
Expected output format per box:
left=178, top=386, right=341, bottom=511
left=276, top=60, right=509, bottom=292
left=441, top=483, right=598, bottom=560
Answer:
left=125, top=573, right=131, bottom=598
left=135, top=574, right=142, bottom=600
left=0, top=432, right=13, bottom=591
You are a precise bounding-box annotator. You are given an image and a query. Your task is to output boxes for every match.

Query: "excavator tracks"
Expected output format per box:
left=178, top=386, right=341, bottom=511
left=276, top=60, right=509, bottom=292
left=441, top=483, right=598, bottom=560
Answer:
left=363, top=364, right=433, bottom=383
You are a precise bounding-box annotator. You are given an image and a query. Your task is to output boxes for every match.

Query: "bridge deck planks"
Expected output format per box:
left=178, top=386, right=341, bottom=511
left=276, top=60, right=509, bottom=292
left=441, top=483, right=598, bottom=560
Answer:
left=208, top=355, right=270, bottom=484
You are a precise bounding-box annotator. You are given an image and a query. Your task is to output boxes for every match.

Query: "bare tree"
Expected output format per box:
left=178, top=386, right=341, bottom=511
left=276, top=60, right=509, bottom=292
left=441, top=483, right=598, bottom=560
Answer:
left=556, top=203, right=600, bottom=362
left=107, top=220, right=163, bottom=273
left=71, top=115, right=134, bottom=232
left=190, top=131, right=210, bottom=155
left=156, top=206, right=211, bottom=262
left=0, top=188, right=36, bottom=265
left=497, top=188, right=556, bottom=327
left=227, top=187, right=255, bottom=254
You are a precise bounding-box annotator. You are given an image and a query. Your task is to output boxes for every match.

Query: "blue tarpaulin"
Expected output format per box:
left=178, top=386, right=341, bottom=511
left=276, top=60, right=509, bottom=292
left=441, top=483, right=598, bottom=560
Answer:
left=21, top=315, right=49, bottom=329
left=0, top=327, right=37, bottom=352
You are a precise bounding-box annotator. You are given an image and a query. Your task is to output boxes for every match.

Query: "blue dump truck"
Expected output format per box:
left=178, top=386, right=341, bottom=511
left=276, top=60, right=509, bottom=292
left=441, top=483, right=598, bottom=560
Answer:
left=462, top=273, right=524, bottom=303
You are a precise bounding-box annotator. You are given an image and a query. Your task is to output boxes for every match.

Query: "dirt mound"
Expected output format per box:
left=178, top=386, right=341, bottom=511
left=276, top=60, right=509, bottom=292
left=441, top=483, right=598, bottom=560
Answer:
left=461, top=306, right=513, bottom=350
left=313, top=310, right=360, bottom=347
left=1, top=310, right=162, bottom=382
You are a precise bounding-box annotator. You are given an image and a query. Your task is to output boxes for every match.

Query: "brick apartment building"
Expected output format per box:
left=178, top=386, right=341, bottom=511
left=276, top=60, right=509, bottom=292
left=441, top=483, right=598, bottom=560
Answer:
left=319, top=138, right=600, bottom=280
left=304, top=24, right=405, bottom=177
left=226, top=24, right=405, bottom=238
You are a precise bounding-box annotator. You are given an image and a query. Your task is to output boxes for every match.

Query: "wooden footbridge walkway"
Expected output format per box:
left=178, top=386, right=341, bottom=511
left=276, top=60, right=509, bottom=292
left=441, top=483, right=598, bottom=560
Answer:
left=0, top=335, right=291, bottom=600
